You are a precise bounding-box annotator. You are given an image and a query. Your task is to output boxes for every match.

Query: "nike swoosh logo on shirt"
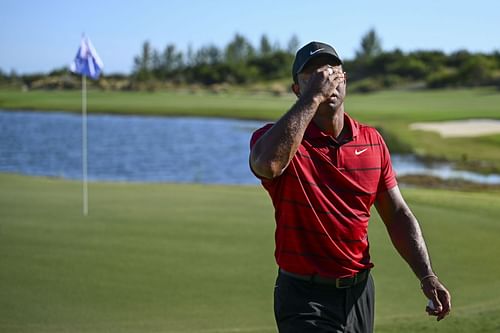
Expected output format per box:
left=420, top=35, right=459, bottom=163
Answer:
left=355, top=148, right=368, bottom=155
left=310, top=48, right=324, bottom=56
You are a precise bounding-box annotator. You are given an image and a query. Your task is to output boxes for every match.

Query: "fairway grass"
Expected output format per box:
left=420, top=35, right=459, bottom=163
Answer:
left=1, top=87, right=500, bottom=173
left=1, top=174, right=500, bottom=332
left=0, top=89, right=293, bottom=120
left=1, top=87, right=500, bottom=122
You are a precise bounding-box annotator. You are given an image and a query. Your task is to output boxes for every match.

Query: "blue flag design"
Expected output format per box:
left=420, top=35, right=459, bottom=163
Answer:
left=70, top=36, right=104, bottom=80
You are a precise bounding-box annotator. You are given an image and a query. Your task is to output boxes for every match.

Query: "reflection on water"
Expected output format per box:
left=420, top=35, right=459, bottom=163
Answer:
left=1, top=110, right=499, bottom=185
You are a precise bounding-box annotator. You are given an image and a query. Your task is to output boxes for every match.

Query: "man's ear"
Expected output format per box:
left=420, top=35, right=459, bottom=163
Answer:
left=291, top=83, right=300, bottom=97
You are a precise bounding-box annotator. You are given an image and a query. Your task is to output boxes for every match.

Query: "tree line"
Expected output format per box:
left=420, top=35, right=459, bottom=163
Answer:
left=131, top=33, right=299, bottom=85
left=2, top=30, right=500, bottom=92
left=344, top=30, right=500, bottom=91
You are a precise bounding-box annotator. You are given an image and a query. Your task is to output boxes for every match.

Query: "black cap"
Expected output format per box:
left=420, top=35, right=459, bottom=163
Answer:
left=292, top=41, right=343, bottom=83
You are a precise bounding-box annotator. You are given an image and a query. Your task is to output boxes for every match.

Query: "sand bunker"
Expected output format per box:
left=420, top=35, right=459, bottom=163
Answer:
left=409, top=119, right=500, bottom=138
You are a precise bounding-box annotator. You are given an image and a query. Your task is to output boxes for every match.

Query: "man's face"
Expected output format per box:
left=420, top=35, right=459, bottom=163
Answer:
left=296, top=55, right=346, bottom=111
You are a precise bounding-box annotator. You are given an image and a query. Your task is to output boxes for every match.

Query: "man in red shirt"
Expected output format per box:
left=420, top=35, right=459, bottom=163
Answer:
left=249, top=41, right=451, bottom=332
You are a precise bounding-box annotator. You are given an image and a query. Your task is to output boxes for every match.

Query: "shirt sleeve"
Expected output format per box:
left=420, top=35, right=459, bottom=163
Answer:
left=249, top=123, right=274, bottom=180
left=250, top=123, right=273, bottom=149
left=376, top=132, right=398, bottom=192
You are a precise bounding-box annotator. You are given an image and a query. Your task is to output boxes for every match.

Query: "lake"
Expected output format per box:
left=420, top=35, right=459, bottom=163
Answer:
left=1, top=110, right=499, bottom=185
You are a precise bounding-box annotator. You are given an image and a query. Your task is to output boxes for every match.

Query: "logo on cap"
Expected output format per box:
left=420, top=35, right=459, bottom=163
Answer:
left=309, top=48, right=325, bottom=56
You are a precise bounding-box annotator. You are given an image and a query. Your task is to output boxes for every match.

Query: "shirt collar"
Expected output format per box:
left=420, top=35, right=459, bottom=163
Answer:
left=305, top=113, right=359, bottom=140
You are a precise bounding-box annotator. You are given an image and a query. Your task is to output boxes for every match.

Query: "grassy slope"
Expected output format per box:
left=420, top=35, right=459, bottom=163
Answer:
left=1, top=174, right=500, bottom=332
left=1, top=88, right=500, bottom=172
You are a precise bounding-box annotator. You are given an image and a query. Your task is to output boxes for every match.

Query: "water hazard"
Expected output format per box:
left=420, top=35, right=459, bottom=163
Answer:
left=1, top=110, right=499, bottom=185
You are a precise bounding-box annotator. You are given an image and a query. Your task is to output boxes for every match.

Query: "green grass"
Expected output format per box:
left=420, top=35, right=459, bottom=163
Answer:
left=1, top=173, right=500, bottom=332
left=1, top=87, right=500, bottom=122
left=1, top=87, right=500, bottom=172
left=0, top=89, right=293, bottom=120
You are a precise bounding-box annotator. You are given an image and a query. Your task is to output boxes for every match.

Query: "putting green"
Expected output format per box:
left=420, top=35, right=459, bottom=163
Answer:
left=1, top=173, right=499, bottom=332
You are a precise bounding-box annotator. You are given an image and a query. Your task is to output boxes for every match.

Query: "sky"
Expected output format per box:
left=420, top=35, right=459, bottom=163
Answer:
left=1, top=0, right=499, bottom=74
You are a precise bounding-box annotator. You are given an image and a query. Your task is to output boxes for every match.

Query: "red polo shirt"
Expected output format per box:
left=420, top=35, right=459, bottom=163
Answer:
left=250, top=113, right=397, bottom=278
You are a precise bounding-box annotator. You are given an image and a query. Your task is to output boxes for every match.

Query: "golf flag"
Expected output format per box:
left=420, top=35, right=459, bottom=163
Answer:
left=70, top=36, right=104, bottom=80
left=71, top=34, right=103, bottom=216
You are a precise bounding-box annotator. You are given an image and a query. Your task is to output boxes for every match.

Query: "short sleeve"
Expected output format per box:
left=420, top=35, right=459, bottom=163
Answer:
left=249, top=123, right=274, bottom=180
left=250, top=123, right=274, bottom=149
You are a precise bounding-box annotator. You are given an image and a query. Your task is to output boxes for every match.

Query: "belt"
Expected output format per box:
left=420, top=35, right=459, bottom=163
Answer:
left=279, top=268, right=369, bottom=288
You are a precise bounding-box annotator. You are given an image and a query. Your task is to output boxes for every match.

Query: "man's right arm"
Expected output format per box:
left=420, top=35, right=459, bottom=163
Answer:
left=249, top=94, right=321, bottom=179
left=250, top=66, right=343, bottom=179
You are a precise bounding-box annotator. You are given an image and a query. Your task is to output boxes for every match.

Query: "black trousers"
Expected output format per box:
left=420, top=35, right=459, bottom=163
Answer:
left=274, top=271, right=375, bottom=333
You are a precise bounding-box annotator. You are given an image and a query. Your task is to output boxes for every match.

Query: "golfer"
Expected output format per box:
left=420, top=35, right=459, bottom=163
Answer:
left=249, top=41, right=451, bottom=332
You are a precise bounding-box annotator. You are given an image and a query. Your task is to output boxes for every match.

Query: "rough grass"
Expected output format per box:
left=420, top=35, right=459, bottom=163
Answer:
left=1, top=174, right=500, bottom=332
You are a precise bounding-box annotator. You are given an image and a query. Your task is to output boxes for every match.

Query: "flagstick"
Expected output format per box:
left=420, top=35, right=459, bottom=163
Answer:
left=82, top=75, right=88, bottom=216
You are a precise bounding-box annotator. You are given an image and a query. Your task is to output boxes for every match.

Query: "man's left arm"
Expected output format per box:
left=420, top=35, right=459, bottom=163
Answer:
left=375, top=185, right=452, bottom=321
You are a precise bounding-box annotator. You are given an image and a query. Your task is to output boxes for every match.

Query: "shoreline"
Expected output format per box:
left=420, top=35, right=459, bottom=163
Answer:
left=0, top=106, right=275, bottom=121
left=3, top=107, right=500, bottom=176
left=2, top=171, right=500, bottom=192
left=2, top=87, right=500, bottom=175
